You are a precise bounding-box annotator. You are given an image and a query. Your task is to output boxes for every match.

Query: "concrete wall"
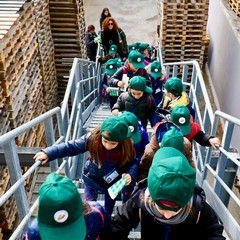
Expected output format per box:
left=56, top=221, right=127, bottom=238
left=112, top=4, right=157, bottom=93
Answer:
left=207, top=0, right=240, bottom=149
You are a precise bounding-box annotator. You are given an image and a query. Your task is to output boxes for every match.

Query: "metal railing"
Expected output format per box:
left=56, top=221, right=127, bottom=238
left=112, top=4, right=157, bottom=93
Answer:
left=0, top=57, right=102, bottom=239
left=0, top=54, right=239, bottom=239
left=164, top=60, right=240, bottom=239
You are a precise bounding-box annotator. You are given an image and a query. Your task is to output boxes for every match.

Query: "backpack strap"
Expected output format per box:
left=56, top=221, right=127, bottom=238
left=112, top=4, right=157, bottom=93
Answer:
left=193, top=185, right=206, bottom=224
left=91, top=205, right=105, bottom=228
left=122, top=67, right=127, bottom=75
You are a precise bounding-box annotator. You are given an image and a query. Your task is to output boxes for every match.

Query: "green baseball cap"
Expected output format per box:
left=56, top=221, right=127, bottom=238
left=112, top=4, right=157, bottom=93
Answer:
left=128, top=43, right=139, bottom=51
left=100, top=116, right=131, bottom=142
left=129, top=76, right=153, bottom=94
left=128, top=50, right=145, bottom=69
left=109, top=44, right=117, bottom=54
left=148, top=147, right=196, bottom=211
left=105, top=59, right=118, bottom=75
left=164, top=77, right=183, bottom=97
left=150, top=60, right=162, bottom=78
left=161, top=126, right=184, bottom=153
left=170, top=105, right=191, bottom=135
left=38, top=173, right=86, bottom=240
left=138, top=43, right=149, bottom=52
left=119, top=111, right=141, bottom=144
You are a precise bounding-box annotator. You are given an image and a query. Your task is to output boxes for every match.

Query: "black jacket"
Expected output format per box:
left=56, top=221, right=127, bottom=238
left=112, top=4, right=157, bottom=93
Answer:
left=86, top=31, right=98, bottom=61
left=109, top=179, right=225, bottom=240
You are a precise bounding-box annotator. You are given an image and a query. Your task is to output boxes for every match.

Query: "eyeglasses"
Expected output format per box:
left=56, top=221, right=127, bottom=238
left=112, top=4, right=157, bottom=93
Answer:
left=108, top=22, right=114, bottom=26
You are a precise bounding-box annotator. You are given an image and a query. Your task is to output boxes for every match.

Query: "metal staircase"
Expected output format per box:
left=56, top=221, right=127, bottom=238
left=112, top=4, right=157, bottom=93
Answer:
left=0, top=51, right=240, bottom=239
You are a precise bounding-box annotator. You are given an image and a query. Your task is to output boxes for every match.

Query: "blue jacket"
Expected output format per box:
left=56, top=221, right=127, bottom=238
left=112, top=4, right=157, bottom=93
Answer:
left=134, top=122, right=149, bottom=162
left=43, top=134, right=139, bottom=194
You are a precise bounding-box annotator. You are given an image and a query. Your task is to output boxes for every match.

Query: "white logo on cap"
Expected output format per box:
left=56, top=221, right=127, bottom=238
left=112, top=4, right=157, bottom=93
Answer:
left=179, top=117, right=186, bottom=124
left=129, top=125, right=134, bottom=132
left=111, top=47, right=114, bottom=51
left=54, top=210, right=69, bottom=223
left=154, top=69, right=159, bottom=72
left=132, top=47, right=136, bottom=49
left=137, top=57, right=142, bottom=62
left=109, top=65, right=113, bottom=69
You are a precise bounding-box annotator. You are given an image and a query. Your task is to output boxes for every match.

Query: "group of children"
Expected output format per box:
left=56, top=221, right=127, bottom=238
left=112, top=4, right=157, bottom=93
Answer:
left=23, top=7, right=225, bottom=240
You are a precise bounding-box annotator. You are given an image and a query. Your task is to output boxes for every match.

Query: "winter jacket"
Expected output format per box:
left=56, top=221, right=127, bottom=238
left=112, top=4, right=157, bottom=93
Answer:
left=109, top=62, right=152, bottom=88
left=149, top=75, right=167, bottom=107
left=185, top=119, right=215, bottom=147
left=111, top=91, right=156, bottom=129
left=139, top=121, right=194, bottom=180
left=108, top=179, right=226, bottom=240
left=43, top=134, right=139, bottom=194
left=86, top=31, right=98, bottom=61
left=160, top=91, right=196, bottom=118
left=100, top=28, right=128, bottom=59
left=98, top=53, right=120, bottom=64
left=134, top=122, right=149, bottom=163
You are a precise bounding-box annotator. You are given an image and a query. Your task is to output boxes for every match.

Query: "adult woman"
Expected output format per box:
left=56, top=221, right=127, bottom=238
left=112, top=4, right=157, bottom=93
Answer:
left=99, top=7, right=111, bottom=29
left=100, top=17, right=128, bottom=61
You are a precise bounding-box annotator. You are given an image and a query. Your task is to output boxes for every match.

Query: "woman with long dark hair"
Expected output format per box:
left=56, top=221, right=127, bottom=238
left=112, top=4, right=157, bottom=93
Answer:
left=100, top=8, right=111, bottom=30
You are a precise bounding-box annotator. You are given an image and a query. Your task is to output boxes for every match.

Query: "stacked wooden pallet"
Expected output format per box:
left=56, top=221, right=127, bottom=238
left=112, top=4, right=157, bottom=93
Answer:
left=0, top=1, right=57, bottom=147
left=49, top=0, right=87, bottom=103
left=227, top=0, right=240, bottom=16
left=157, top=0, right=209, bottom=68
left=0, top=166, right=18, bottom=239
left=33, top=0, right=58, bottom=111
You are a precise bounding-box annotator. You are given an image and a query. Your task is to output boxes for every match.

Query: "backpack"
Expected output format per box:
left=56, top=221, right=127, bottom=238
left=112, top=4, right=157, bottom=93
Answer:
left=120, top=92, right=153, bottom=111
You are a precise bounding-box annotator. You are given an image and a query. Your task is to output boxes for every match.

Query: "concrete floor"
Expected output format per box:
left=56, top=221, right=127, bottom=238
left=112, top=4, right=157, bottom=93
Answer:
left=83, top=0, right=158, bottom=45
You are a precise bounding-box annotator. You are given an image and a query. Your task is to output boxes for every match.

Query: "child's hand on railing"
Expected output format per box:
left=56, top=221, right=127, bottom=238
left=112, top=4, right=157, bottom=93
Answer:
left=33, top=151, right=49, bottom=165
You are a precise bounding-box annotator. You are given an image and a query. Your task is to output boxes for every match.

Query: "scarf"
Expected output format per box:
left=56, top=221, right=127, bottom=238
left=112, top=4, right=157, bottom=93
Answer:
left=144, top=188, right=192, bottom=225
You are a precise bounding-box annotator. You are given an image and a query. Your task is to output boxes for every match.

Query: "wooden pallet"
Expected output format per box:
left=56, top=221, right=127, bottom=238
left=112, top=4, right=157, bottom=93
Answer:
left=228, top=0, right=240, bottom=16
left=49, top=0, right=86, bottom=103
left=158, top=0, right=209, bottom=68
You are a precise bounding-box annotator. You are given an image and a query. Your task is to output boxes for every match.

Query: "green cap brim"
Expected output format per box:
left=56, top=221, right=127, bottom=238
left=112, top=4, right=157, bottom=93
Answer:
left=180, top=123, right=191, bottom=135
left=38, top=214, right=86, bottom=240
left=145, top=86, right=153, bottom=94
left=106, top=69, right=116, bottom=75
left=132, top=61, right=145, bottom=69
left=151, top=71, right=162, bottom=78
left=131, top=130, right=141, bottom=144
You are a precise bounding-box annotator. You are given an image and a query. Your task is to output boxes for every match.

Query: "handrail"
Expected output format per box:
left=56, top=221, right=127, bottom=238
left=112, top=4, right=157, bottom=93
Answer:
left=0, top=52, right=239, bottom=239
left=0, top=57, right=103, bottom=239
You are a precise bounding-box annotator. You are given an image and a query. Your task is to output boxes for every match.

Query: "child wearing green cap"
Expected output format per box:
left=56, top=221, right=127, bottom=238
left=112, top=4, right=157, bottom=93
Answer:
left=119, top=111, right=149, bottom=163
left=145, top=60, right=168, bottom=107
left=139, top=123, right=195, bottom=180
left=111, top=76, right=156, bottom=129
left=170, top=104, right=221, bottom=149
left=108, top=147, right=225, bottom=240
left=152, top=77, right=195, bottom=125
left=96, top=44, right=121, bottom=64
left=101, top=59, right=119, bottom=108
left=33, top=116, right=139, bottom=215
left=22, top=173, right=111, bottom=240
left=108, top=50, right=152, bottom=91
